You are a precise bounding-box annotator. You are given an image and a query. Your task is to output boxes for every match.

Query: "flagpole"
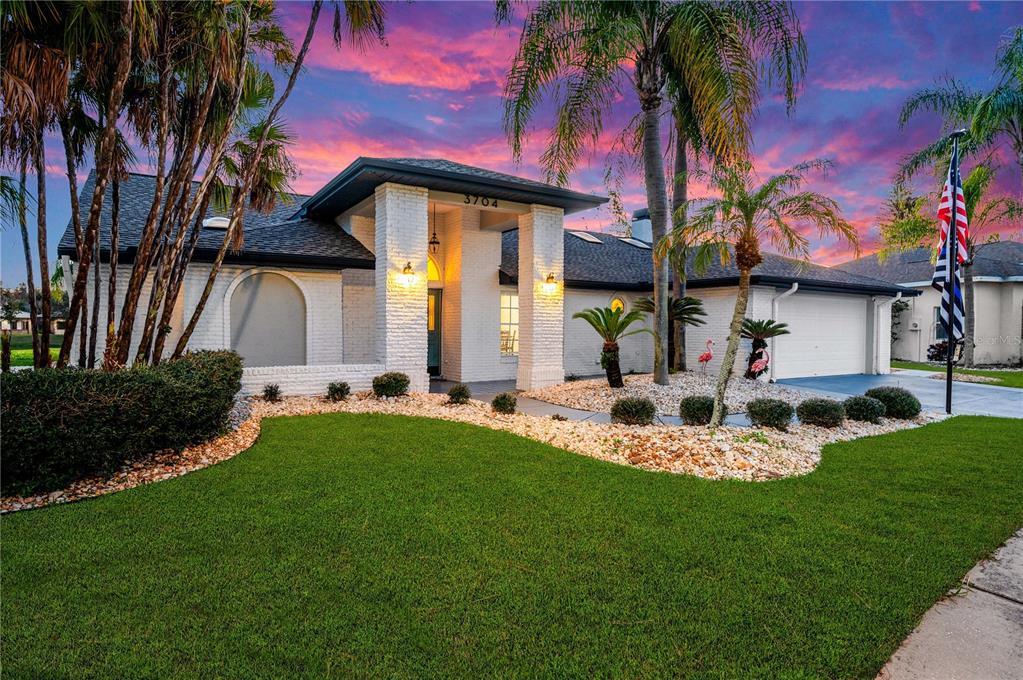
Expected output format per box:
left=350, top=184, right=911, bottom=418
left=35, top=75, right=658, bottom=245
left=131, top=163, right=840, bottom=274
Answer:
left=945, top=130, right=965, bottom=414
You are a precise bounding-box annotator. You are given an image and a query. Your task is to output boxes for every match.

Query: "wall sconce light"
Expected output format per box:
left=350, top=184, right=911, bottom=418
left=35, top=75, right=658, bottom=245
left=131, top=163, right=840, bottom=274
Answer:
left=542, top=272, right=557, bottom=294
left=400, top=261, right=416, bottom=286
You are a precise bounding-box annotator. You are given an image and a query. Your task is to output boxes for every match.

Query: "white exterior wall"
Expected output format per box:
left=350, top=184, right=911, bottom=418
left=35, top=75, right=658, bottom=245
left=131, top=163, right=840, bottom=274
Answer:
left=892, top=281, right=1023, bottom=364
left=341, top=268, right=376, bottom=363
left=563, top=290, right=654, bottom=377
left=681, top=286, right=761, bottom=377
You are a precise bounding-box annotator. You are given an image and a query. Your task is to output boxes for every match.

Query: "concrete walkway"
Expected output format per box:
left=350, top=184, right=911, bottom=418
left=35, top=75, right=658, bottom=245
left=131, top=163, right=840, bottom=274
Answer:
left=428, top=379, right=752, bottom=426
left=878, top=529, right=1023, bottom=680
left=778, top=370, right=1023, bottom=418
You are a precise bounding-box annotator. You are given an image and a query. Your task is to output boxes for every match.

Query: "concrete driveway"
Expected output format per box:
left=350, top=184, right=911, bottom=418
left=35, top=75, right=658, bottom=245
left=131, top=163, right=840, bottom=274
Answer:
left=778, top=370, right=1023, bottom=418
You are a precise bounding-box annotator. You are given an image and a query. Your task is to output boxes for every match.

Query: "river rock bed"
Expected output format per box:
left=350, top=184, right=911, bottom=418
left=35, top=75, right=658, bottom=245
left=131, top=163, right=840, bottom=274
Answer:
left=2, top=392, right=935, bottom=514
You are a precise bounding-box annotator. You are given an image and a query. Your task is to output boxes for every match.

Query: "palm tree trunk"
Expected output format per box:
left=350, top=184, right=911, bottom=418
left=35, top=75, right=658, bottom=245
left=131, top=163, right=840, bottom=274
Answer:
left=33, top=124, right=52, bottom=368
left=88, top=235, right=100, bottom=367
left=963, top=259, right=975, bottom=367
left=672, top=134, right=687, bottom=372
left=57, top=0, right=133, bottom=368
left=642, top=103, right=670, bottom=386
left=171, top=1, right=323, bottom=360
left=710, top=269, right=751, bottom=427
left=104, top=178, right=120, bottom=367
left=604, top=341, right=624, bottom=388
left=60, top=118, right=88, bottom=367
left=17, top=155, right=40, bottom=366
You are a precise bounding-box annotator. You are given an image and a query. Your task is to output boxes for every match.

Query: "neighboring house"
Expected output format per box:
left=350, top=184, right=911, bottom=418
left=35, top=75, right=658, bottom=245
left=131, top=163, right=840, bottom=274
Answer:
left=59, top=158, right=913, bottom=394
left=0, top=311, right=63, bottom=333
left=838, top=241, right=1023, bottom=365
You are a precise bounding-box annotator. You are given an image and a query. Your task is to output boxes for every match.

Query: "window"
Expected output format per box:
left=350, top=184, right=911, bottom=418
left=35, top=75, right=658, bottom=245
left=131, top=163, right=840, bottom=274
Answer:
left=610, top=296, right=626, bottom=313
left=500, top=292, right=519, bottom=356
left=934, top=307, right=947, bottom=340
left=569, top=230, right=602, bottom=243
left=427, top=255, right=441, bottom=282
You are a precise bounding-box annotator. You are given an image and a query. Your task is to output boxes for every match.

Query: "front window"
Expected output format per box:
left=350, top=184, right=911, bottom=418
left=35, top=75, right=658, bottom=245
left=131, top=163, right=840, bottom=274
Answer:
left=500, top=292, right=519, bottom=356
left=934, top=307, right=947, bottom=340
left=610, top=296, right=626, bottom=313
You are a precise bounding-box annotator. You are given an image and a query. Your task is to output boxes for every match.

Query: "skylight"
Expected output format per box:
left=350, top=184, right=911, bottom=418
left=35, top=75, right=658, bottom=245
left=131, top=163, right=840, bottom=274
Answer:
left=569, top=230, right=602, bottom=244
left=202, top=217, right=230, bottom=230
left=618, top=237, right=650, bottom=249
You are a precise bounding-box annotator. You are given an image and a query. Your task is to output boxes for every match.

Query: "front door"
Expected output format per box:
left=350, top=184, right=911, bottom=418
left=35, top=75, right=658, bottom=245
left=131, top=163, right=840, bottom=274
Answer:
left=428, top=289, right=442, bottom=376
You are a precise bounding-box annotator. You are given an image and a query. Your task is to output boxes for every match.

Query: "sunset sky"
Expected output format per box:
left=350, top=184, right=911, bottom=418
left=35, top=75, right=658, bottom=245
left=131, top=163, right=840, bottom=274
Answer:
left=4, top=0, right=1021, bottom=285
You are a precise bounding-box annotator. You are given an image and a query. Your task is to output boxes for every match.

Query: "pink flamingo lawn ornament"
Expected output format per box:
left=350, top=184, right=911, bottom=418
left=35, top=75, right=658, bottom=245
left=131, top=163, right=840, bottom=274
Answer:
left=750, top=348, right=770, bottom=376
left=698, top=339, right=714, bottom=374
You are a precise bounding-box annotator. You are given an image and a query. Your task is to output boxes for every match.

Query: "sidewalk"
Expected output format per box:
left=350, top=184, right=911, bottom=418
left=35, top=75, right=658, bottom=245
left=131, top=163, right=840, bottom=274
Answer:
left=878, top=529, right=1023, bottom=680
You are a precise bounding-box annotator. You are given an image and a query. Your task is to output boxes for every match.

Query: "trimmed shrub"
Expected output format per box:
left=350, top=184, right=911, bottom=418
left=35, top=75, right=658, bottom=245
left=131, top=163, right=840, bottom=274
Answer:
left=327, top=381, right=350, bottom=402
left=844, top=395, right=886, bottom=424
left=551, top=413, right=568, bottom=421
left=796, top=398, right=845, bottom=428
left=1, top=350, right=242, bottom=495
left=747, top=398, right=794, bottom=431
left=864, top=386, right=921, bottom=419
left=372, top=371, right=410, bottom=398
left=263, top=383, right=282, bottom=402
left=610, top=397, right=656, bottom=425
left=678, top=395, right=714, bottom=425
left=447, top=382, right=471, bottom=405
left=492, top=392, right=517, bottom=414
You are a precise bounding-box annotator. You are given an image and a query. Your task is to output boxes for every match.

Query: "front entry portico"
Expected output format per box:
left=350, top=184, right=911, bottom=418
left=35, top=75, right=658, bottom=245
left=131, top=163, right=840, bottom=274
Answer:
left=307, top=159, right=606, bottom=392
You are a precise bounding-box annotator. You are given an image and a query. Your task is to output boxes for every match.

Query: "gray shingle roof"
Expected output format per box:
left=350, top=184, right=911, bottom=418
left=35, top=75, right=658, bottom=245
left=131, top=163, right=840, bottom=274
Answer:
left=374, top=158, right=566, bottom=193
left=58, top=172, right=375, bottom=269
left=500, top=230, right=914, bottom=296
left=837, top=241, right=1023, bottom=284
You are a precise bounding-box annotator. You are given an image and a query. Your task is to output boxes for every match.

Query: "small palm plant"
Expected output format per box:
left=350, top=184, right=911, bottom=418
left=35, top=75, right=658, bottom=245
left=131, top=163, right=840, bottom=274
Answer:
left=634, top=295, right=708, bottom=329
left=573, top=307, right=650, bottom=388
left=740, top=319, right=790, bottom=379
left=662, top=159, right=857, bottom=426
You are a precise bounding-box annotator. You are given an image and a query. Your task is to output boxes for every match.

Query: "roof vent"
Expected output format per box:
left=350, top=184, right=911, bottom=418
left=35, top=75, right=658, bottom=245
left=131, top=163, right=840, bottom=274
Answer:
left=202, top=216, right=230, bottom=230
left=618, top=237, right=650, bottom=250
left=569, top=230, right=602, bottom=244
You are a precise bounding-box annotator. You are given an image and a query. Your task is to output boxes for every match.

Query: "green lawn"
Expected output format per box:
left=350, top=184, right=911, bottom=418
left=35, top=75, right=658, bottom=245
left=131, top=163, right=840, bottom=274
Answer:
left=8, top=333, right=62, bottom=366
left=892, top=359, right=1023, bottom=388
left=4, top=414, right=1022, bottom=678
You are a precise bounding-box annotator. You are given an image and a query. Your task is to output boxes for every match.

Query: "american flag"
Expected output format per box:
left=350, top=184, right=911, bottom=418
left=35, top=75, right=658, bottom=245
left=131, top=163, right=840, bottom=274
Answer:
left=931, top=145, right=968, bottom=341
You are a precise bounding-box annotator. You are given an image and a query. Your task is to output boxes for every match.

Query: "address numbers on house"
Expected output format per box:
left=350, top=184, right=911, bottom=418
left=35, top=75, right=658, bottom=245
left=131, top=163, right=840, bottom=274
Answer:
left=463, top=194, right=499, bottom=207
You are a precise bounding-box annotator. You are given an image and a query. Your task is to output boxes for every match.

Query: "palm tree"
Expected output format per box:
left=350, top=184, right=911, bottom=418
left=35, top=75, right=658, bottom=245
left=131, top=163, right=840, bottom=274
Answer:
left=502, top=1, right=805, bottom=387
left=973, top=28, right=1023, bottom=192
left=664, top=160, right=857, bottom=426
left=740, top=318, right=789, bottom=379
left=635, top=294, right=707, bottom=369
left=572, top=307, right=651, bottom=388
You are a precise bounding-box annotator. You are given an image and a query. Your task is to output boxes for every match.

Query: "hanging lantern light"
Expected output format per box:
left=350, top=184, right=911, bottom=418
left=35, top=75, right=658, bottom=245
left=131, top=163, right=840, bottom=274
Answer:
left=429, top=202, right=441, bottom=254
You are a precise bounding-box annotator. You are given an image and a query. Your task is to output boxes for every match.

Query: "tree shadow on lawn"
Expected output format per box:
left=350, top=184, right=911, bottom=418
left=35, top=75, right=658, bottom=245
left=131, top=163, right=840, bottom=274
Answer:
left=3, top=414, right=1021, bottom=679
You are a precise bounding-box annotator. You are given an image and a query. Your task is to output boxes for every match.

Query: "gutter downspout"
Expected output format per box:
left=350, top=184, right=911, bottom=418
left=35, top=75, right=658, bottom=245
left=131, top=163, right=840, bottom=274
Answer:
left=872, top=292, right=902, bottom=374
left=769, top=283, right=798, bottom=382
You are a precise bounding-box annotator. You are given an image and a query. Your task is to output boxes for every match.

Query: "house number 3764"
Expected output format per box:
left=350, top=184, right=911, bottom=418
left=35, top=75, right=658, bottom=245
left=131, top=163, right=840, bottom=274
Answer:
left=463, top=194, right=498, bottom=207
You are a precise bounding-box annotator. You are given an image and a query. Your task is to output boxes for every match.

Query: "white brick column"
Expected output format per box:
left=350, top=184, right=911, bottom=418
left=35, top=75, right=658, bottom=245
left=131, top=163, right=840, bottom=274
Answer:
left=375, top=182, right=429, bottom=392
left=516, top=204, right=565, bottom=390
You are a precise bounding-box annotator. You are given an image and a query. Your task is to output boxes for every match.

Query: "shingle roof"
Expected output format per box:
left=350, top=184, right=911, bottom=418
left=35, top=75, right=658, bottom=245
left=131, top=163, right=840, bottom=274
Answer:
left=837, top=241, right=1023, bottom=284
left=57, top=172, right=375, bottom=269
left=500, top=230, right=915, bottom=296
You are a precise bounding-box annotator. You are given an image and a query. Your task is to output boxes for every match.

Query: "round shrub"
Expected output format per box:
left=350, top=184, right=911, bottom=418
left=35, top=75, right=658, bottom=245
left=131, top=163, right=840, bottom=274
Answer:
left=372, top=371, right=410, bottom=398
left=796, top=398, right=845, bottom=428
left=864, top=386, right=921, bottom=419
left=447, top=382, right=471, bottom=405
left=326, top=381, right=350, bottom=402
left=843, top=395, right=886, bottom=424
left=492, top=392, right=517, bottom=414
left=678, top=395, right=714, bottom=425
left=610, top=397, right=656, bottom=425
left=262, top=383, right=282, bottom=402
left=747, top=398, right=794, bottom=431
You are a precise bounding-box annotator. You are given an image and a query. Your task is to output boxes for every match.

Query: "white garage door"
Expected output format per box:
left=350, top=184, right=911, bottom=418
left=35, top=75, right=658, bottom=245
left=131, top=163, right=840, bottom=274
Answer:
left=772, top=293, right=867, bottom=378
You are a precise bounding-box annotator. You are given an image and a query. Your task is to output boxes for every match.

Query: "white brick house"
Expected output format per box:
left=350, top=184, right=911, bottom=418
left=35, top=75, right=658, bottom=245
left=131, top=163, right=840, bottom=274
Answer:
left=60, top=158, right=914, bottom=394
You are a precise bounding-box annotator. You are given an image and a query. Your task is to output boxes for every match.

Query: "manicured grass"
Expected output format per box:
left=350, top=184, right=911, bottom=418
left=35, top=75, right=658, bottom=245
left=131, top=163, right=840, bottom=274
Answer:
left=8, top=333, right=61, bottom=366
left=892, top=359, right=1023, bottom=388
left=3, top=414, right=1022, bottom=678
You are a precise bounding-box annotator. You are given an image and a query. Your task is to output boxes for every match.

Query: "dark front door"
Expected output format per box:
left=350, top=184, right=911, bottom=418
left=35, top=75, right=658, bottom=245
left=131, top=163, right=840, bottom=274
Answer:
left=428, top=289, right=442, bottom=376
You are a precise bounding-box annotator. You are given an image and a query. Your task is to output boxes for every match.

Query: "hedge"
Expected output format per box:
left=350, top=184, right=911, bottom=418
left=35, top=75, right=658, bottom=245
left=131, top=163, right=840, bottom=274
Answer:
left=1, top=351, right=242, bottom=495
left=447, top=383, right=471, bottom=405
left=747, top=398, right=794, bottom=431
left=678, top=396, right=714, bottom=426
left=492, top=392, right=517, bottom=414
left=844, top=396, right=886, bottom=424
left=864, top=386, right=921, bottom=419
left=796, top=398, right=845, bottom=428
left=373, top=372, right=410, bottom=398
